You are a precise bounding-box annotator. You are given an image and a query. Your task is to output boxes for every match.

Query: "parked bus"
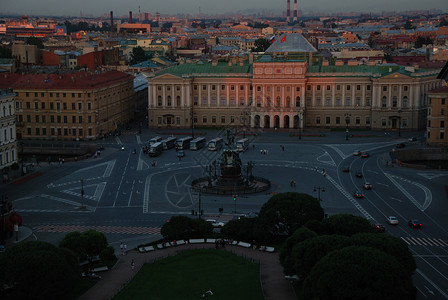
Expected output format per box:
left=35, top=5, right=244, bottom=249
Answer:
left=148, top=142, right=163, bottom=157
left=208, top=138, right=224, bottom=151
left=149, top=136, right=162, bottom=146
left=190, top=137, right=207, bottom=150
left=162, top=137, right=177, bottom=150
left=236, top=138, right=250, bottom=152
left=176, top=136, right=193, bottom=150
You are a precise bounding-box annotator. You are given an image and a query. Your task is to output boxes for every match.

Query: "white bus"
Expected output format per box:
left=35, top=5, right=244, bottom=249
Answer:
left=190, top=137, right=207, bottom=150
left=208, top=138, right=224, bottom=151
left=176, top=136, right=193, bottom=150
left=236, top=138, right=249, bottom=152
left=149, top=136, right=162, bottom=146
left=162, top=137, right=177, bottom=150
left=148, top=142, right=163, bottom=157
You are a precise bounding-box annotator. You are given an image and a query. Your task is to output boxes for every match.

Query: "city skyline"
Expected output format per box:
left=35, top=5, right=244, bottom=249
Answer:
left=1, top=0, right=447, bottom=17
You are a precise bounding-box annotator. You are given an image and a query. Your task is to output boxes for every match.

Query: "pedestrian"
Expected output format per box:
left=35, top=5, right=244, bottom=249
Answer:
left=120, top=242, right=123, bottom=255
left=260, top=149, right=263, bottom=155
left=266, top=150, right=269, bottom=155
left=252, top=144, right=255, bottom=150
left=131, top=259, right=135, bottom=270
left=282, top=145, right=285, bottom=151
left=123, top=244, right=127, bottom=255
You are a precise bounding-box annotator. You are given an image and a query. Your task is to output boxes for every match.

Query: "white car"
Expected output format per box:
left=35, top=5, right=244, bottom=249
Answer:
left=387, top=216, right=399, bottom=225
left=206, top=219, right=225, bottom=227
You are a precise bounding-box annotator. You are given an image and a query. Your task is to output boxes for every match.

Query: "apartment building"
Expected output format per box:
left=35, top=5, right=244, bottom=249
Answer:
left=427, top=86, right=448, bottom=146
left=1, top=71, right=135, bottom=141
left=0, top=89, right=18, bottom=168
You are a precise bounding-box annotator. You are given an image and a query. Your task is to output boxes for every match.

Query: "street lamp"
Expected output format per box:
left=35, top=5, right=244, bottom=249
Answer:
left=297, top=111, right=303, bottom=140
left=345, top=113, right=351, bottom=141
left=398, top=109, right=402, bottom=137
left=313, top=187, right=325, bottom=201
left=190, top=106, right=195, bottom=139
left=80, top=178, right=85, bottom=209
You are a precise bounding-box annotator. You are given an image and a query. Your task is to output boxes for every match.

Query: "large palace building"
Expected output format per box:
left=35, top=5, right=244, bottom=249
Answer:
left=148, top=34, right=442, bottom=131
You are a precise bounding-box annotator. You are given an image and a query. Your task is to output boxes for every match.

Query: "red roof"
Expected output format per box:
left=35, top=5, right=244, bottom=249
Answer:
left=0, top=71, right=134, bottom=90
left=429, top=86, right=448, bottom=94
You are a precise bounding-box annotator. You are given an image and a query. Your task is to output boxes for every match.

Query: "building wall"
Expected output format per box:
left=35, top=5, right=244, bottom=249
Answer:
left=147, top=61, right=442, bottom=131
left=42, top=50, right=61, bottom=66
left=427, top=88, right=448, bottom=146
left=0, top=90, right=18, bottom=168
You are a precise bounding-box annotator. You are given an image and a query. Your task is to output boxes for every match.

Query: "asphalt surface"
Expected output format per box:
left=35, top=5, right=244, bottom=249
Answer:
left=1, top=126, right=447, bottom=299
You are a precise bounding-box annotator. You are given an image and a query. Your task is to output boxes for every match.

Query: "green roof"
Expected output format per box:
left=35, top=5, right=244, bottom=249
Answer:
left=155, top=61, right=252, bottom=78
left=307, top=64, right=438, bottom=78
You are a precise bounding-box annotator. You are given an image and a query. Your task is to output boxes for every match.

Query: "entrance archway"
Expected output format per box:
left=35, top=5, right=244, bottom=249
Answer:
left=255, top=115, right=261, bottom=128
left=264, top=115, right=270, bottom=128
left=294, top=115, right=299, bottom=128
left=274, top=115, right=280, bottom=128
left=284, top=115, right=290, bottom=128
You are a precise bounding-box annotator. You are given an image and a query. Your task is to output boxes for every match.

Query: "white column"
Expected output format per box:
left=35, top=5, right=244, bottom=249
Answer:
left=342, top=86, right=345, bottom=107
left=236, top=83, right=239, bottom=106
left=332, top=85, right=335, bottom=107
left=312, top=85, right=316, bottom=106
left=351, top=86, right=355, bottom=108
left=208, top=84, right=211, bottom=107
left=217, top=84, right=220, bottom=107
left=398, top=84, right=402, bottom=109
left=186, top=85, right=191, bottom=106
left=198, top=84, right=202, bottom=106
left=171, top=84, right=175, bottom=108
left=181, top=85, right=185, bottom=107
left=388, top=85, right=392, bottom=108
left=162, top=85, right=166, bottom=107
left=226, top=84, right=230, bottom=107
left=362, top=84, right=365, bottom=107
left=409, top=84, right=414, bottom=109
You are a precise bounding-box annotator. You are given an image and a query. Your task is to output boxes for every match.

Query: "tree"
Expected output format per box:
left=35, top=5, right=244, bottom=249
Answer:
left=0, top=241, right=78, bottom=300
left=221, top=217, right=267, bottom=242
left=404, top=20, right=415, bottom=30
left=415, top=36, right=427, bottom=48
left=0, top=46, right=12, bottom=58
left=59, top=230, right=108, bottom=261
left=130, top=46, right=151, bottom=65
left=258, top=192, right=324, bottom=236
left=440, top=18, right=448, bottom=27
left=322, top=214, right=373, bottom=236
left=25, top=37, right=44, bottom=49
left=301, top=246, right=416, bottom=300
left=251, top=38, right=271, bottom=52
left=350, top=233, right=416, bottom=275
left=161, top=216, right=213, bottom=240
left=290, top=234, right=351, bottom=277
left=59, top=231, right=85, bottom=258
left=279, top=227, right=317, bottom=274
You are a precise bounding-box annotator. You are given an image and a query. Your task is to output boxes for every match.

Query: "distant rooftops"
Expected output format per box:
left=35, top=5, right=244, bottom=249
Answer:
left=265, top=33, right=317, bottom=53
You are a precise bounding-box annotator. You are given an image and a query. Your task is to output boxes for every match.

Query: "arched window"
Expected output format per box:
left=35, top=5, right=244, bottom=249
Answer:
left=157, top=96, right=162, bottom=106
left=296, top=96, right=300, bottom=107
left=276, top=96, right=281, bottom=107
left=403, top=96, right=408, bottom=108
left=382, top=96, right=387, bottom=108
left=267, top=96, right=271, bottom=107
left=176, top=96, right=181, bottom=107
left=286, top=96, right=290, bottom=107
left=167, top=96, right=172, bottom=106
left=392, top=96, right=397, bottom=108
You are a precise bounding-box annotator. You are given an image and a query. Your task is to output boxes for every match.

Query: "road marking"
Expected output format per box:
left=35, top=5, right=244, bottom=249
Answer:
left=401, top=237, right=411, bottom=245
left=367, top=170, right=379, bottom=174
left=39, top=194, right=95, bottom=211
left=424, top=286, right=435, bottom=296
left=113, top=152, right=132, bottom=207
left=416, top=268, right=448, bottom=299
left=376, top=182, right=389, bottom=187
left=384, top=173, right=432, bottom=211
left=416, top=238, right=428, bottom=246
left=416, top=286, right=427, bottom=298
left=136, top=135, right=142, bottom=145
left=401, top=237, right=447, bottom=247
left=93, top=182, right=107, bottom=202
left=115, top=136, right=122, bottom=145
left=128, top=180, right=135, bottom=207
left=418, top=173, right=448, bottom=180
left=33, top=224, right=161, bottom=235
left=438, top=239, right=448, bottom=247
left=389, top=197, right=402, bottom=202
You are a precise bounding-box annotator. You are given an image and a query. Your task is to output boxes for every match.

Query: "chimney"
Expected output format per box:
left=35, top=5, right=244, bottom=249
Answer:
left=293, top=0, right=298, bottom=22
left=110, top=11, right=114, bottom=32
left=286, top=0, right=290, bottom=23
left=212, top=60, right=218, bottom=66
left=129, top=11, right=133, bottom=24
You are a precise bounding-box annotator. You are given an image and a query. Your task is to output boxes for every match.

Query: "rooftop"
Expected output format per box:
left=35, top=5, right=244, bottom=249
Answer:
left=154, top=61, right=252, bottom=78
left=266, top=33, right=317, bottom=53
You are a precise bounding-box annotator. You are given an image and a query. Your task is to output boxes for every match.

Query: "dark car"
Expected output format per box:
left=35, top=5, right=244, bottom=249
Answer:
left=396, top=143, right=405, bottom=148
left=342, top=166, right=350, bottom=172
left=372, top=223, right=386, bottom=233
left=354, top=191, right=364, bottom=198
left=355, top=171, right=363, bottom=178
left=408, top=219, right=422, bottom=229
left=361, top=152, right=370, bottom=158
left=408, top=137, right=417, bottom=142
left=177, top=150, right=185, bottom=158
left=363, top=182, right=373, bottom=190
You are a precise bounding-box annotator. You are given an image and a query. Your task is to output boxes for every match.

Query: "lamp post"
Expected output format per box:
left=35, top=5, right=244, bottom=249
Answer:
left=398, top=109, right=402, bottom=137
left=345, top=113, right=351, bottom=141
left=297, top=111, right=303, bottom=140
left=0, top=195, right=8, bottom=245
left=190, top=106, right=195, bottom=139
left=313, top=186, right=325, bottom=202
left=80, top=178, right=85, bottom=209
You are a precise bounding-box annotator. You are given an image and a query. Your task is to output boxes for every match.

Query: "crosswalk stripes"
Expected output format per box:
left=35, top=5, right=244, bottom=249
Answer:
left=34, top=225, right=161, bottom=235
left=401, top=237, right=448, bottom=247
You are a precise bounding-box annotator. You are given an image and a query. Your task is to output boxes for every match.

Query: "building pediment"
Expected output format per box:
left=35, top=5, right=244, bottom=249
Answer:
left=381, top=72, right=411, bottom=80
left=152, top=73, right=183, bottom=81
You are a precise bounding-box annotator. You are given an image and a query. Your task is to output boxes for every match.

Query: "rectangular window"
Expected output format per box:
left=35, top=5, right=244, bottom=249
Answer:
left=88, top=128, right=92, bottom=136
left=326, top=116, right=330, bottom=124
left=366, top=117, right=371, bottom=125
left=240, top=85, right=244, bottom=91
left=336, top=117, right=340, bottom=124
left=72, top=116, right=76, bottom=123
left=34, top=102, right=38, bottom=110
left=336, top=98, right=341, bottom=106
left=57, top=116, right=61, bottom=123
left=403, top=119, right=408, bottom=127
left=442, top=109, right=445, bottom=115
left=230, top=116, right=235, bottom=123
left=176, top=117, right=180, bottom=125
left=88, top=116, right=91, bottom=123
left=336, top=85, right=341, bottom=91
left=382, top=119, right=386, bottom=126
left=35, top=128, right=40, bottom=135
left=41, top=102, right=45, bottom=109
left=79, top=116, right=83, bottom=123
left=34, top=92, right=37, bottom=97
left=383, top=86, right=387, bottom=92
left=221, top=116, right=226, bottom=123
left=158, top=117, right=162, bottom=124
left=194, top=97, right=198, bottom=105
left=56, top=93, right=60, bottom=98
left=42, top=128, right=46, bottom=135
left=346, top=97, right=351, bottom=106
left=42, top=115, right=46, bottom=123
left=63, top=116, right=67, bottom=123
left=212, top=116, right=216, bottom=123
left=35, top=115, right=39, bottom=123
left=202, top=116, right=207, bottom=123
left=367, top=85, right=371, bottom=91
left=220, top=98, right=226, bottom=105
left=27, top=115, right=31, bottom=122
left=63, top=93, right=66, bottom=98
left=317, top=85, right=321, bottom=91
left=79, top=128, right=83, bottom=136
left=221, top=85, right=225, bottom=90
left=51, top=116, right=54, bottom=123
left=326, top=98, right=331, bottom=106
left=356, top=97, right=361, bottom=106
left=78, top=103, right=82, bottom=110
left=193, top=116, right=198, bottom=124
left=26, top=102, right=30, bottom=109
left=316, top=97, right=321, bottom=106
left=404, top=86, right=408, bottom=91
left=296, top=87, right=300, bottom=92
left=346, top=85, right=351, bottom=91
left=87, top=102, right=91, bottom=110
left=202, top=85, right=207, bottom=90
left=56, top=102, right=60, bottom=111
left=441, top=132, right=445, bottom=139
left=51, top=128, right=55, bottom=135
left=211, top=98, right=217, bottom=106
left=202, top=97, right=207, bottom=105
left=27, top=128, right=31, bottom=135
left=64, top=128, right=68, bottom=136
left=441, top=121, right=445, bottom=128
left=78, top=93, right=81, bottom=98
left=50, top=93, right=53, bottom=97
left=316, top=117, right=320, bottom=124
left=327, top=85, right=331, bottom=91
left=366, top=97, right=371, bottom=106
left=357, top=85, right=361, bottom=91
left=356, top=117, right=360, bottom=124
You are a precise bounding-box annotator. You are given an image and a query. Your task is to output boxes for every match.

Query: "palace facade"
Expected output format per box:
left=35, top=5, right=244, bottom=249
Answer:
left=148, top=57, right=441, bottom=131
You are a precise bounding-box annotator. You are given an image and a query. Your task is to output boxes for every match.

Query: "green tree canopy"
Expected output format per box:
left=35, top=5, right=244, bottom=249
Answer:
left=25, top=37, right=44, bottom=49
left=301, top=246, right=416, bottom=300
left=59, top=229, right=108, bottom=261
left=290, top=234, right=351, bottom=277
left=161, top=216, right=213, bottom=240
left=251, top=38, right=271, bottom=52
left=258, top=192, right=324, bottom=236
left=279, top=227, right=318, bottom=274
left=322, top=213, right=373, bottom=236
left=0, top=241, right=78, bottom=300
left=350, top=232, right=416, bottom=275
left=130, top=46, right=152, bottom=65
left=0, top=46, right=12, bottom=58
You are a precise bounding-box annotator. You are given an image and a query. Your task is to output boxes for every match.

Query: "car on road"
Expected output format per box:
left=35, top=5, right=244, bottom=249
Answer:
left=363, top=182, right=373, bottom=190
left=361, top=152, right=370, bottom=158
left=342, top=166, right=350, bottom=172
left=0, top=245, right=5, bottom=253
left=396, top=143, right=405, bottom=148
left=177, top=150, right=185, bottom=158
left=355, top=171, right=363, bottom=178
left=387, top=216, right=399, bottom=225
left=354, top=191, right=364, bottom=198
left=372, top=223, right=386, bottom=233
left=353, top=150, right=361, bottom=156
left=408, top=137, right=417, bottom=142
left=408, top=219, right=422, bottom=229
left=206, top=219, right=225, bottom=227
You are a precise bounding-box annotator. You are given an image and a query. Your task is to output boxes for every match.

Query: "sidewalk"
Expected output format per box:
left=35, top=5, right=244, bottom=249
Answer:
left=78, top=243, right=296, bottom=300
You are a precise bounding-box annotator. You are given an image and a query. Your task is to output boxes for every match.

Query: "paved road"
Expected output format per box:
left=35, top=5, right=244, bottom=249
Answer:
left=2, top=127, right=447, bottom=299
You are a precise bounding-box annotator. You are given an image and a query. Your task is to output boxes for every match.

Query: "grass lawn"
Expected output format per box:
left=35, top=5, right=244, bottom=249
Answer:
left=113, top=249, right=263, bottom=300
